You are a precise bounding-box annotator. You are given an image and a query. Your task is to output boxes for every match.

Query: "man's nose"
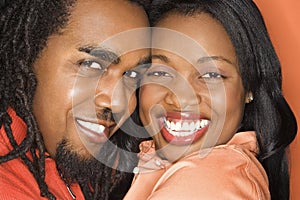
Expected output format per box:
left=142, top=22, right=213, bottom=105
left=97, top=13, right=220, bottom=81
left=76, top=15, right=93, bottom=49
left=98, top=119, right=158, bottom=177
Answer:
left=94, top=72, right=126, bottom=114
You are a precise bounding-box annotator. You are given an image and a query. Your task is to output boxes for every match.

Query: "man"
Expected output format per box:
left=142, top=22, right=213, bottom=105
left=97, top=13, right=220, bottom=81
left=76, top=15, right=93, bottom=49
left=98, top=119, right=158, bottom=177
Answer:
left=0, top=0, right=150, bottom=199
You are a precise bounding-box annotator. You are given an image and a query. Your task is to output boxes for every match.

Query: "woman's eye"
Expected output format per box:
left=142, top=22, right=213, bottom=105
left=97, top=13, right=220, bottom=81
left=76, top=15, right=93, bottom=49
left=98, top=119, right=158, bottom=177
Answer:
left=143, top=70, right=173, bottom=84
left=201, top=72, right=223, bottom=79
left=147, top=71, right=172, bottom=77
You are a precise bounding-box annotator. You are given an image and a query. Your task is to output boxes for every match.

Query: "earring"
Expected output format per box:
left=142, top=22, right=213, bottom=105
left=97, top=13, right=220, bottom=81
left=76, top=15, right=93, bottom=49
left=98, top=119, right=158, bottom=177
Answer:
left=246, top=93, right=253, bottom=103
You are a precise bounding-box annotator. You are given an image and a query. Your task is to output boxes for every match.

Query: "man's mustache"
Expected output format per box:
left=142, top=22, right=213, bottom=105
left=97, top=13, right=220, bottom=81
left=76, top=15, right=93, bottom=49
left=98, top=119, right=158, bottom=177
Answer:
left=96, top=108, right=115, bottom=122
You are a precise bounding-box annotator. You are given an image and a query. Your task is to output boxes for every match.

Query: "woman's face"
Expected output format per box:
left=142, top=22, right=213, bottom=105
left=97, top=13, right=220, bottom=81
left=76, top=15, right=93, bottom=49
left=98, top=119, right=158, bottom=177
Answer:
left=140, top=13, right=248, bottom=161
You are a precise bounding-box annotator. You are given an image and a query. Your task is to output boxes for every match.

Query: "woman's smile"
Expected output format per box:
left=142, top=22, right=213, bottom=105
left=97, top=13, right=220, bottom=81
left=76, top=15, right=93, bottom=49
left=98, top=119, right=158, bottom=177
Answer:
left=157, top=112, right=210, bottom=145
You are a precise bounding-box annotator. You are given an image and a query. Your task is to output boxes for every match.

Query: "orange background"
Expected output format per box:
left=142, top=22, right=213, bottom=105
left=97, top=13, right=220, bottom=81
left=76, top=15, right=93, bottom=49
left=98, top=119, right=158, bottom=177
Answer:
left=253, top=0, right=300, bottom=199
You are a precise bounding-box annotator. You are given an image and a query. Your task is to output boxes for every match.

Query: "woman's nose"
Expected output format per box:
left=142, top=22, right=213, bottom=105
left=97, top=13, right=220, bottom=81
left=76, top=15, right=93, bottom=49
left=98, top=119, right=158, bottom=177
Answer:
left=164, top=77, right=200, bottom=110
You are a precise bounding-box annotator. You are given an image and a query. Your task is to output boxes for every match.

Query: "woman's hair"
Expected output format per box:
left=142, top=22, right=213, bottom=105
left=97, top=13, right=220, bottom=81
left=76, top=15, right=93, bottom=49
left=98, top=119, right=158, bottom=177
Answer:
left=0, top=0, right=147, bottom=199
left=149, top=0, right=297, bottom=199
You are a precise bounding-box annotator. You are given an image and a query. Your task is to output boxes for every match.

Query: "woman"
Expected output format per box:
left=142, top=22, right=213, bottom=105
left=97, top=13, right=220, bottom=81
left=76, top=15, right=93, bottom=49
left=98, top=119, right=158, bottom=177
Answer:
left=125, top=0, right=297, bottom=199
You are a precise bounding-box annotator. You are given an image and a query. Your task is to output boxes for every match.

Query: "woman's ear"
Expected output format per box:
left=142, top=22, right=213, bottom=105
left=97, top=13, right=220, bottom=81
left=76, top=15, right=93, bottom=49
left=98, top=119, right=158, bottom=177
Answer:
left=245, top=91, right=253, bottom=103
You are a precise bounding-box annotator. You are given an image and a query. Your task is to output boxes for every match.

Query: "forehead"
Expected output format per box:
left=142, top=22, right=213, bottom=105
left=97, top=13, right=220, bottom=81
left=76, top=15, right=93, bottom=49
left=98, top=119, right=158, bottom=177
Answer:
left=153, top=12, right=237, bottom=66
left=62, top=0, right=149, bottom=51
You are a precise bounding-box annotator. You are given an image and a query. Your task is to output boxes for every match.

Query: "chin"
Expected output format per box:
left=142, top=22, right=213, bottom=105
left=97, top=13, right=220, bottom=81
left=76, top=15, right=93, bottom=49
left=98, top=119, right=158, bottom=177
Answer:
left=55, top=139, right=109, bottom=184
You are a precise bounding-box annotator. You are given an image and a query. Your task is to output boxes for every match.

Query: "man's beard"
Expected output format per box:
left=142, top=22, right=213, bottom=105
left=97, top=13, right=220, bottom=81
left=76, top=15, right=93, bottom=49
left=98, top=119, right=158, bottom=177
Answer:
left=55, top=139, right=115, bottom=192
left=54, top=126, right=140, bottom=199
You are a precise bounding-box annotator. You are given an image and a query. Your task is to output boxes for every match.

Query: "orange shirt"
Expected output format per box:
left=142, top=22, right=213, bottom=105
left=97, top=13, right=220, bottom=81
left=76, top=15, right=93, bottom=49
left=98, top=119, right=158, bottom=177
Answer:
left=0, top=109, right=85, bottom=200
left=125, top=132, right=270, bottom=200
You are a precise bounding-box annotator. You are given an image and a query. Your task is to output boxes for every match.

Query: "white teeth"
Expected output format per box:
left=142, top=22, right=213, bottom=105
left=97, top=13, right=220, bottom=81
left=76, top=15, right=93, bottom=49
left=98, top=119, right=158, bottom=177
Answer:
left=200, top=120, right=205, bottom=128
left=195, top=121, right=200, bottom=130
left=171, top=121, right=176, bottom=130
left=77, top=119, right=105, bottom=134
left=175, top=122, right=181, bottom=131
left=182, top=122, right=189, bottom=130
left=163, top=118, right=209, bottom=137
left=190, top=121, right=195, bottom=131
left=166, top=120, right=171, bottom=128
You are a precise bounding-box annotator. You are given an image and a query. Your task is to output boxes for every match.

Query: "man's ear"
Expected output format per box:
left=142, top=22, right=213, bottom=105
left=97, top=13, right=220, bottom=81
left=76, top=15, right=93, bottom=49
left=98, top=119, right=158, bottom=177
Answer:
left=245, top=91, right=253, bottom=103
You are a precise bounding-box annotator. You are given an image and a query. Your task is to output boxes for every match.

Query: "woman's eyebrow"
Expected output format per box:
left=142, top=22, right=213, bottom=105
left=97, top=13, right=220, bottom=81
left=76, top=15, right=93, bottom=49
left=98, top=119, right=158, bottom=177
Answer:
left=151, top=54, right=170, bottom=63
left=197, top=56, right=236, bottom=66
left=152, top=54, right=235, bottom=67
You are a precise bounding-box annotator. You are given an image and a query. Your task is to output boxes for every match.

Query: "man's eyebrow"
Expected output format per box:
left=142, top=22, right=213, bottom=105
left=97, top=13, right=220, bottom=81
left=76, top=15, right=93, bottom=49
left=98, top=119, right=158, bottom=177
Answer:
left=197, top=56, right=236, bottom=66
left=78, top=46, right=120, bottom=64
left=137, top=55, right=151, bottom=68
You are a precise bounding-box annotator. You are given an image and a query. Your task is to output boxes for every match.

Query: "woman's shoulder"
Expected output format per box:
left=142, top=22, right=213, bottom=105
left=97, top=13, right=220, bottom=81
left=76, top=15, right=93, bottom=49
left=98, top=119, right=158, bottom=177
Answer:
left=149, top=132, right=270, bottom=199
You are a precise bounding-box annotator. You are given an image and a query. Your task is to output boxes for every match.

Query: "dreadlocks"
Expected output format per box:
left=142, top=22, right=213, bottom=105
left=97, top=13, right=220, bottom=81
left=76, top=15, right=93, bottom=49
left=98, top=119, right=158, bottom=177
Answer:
left=0, top=1, right=75, bottom=199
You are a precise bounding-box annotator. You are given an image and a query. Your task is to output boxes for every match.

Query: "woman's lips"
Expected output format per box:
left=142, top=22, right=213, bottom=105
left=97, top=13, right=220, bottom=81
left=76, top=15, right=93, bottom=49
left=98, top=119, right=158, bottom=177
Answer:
left=158, top=112, right=210, bottom=145
left=75, top=118, right=111, bottom=144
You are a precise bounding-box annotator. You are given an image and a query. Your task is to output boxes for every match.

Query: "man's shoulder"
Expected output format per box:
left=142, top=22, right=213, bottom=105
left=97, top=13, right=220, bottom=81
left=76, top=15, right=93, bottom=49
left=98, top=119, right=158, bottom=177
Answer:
left=0, top=109, right=45, bottom=199
left=0, top=108, right=27, bottom=154
left=0, top=154, right=85, bottom=199
left=0, top=158, right=45, bottom=199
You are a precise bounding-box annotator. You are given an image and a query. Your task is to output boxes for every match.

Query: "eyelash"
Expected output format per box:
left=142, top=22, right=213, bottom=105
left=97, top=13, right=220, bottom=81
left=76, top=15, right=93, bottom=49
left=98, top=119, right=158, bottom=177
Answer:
left=124, top=70, right=140, bottom=79
left=78, top=60, right=141, bottom=80
left=200, top=72, right=225, bottom=79
left=147, top=71, right=172, bottom=77
left=80, top=60, right=105, bottom=71
left=147, top=71, right=225, bottom=80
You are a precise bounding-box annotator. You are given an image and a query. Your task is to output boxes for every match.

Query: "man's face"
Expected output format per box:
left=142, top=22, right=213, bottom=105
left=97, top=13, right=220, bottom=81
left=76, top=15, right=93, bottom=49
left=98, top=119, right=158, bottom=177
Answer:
left=32, top=0, right=150, bottom=159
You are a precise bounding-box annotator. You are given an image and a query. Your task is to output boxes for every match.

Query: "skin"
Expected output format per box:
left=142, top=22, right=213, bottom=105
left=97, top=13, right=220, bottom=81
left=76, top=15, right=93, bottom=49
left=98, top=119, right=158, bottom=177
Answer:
left=33, top=0, right=150, bottom=158
left=140, top=13, right=249, bottom=161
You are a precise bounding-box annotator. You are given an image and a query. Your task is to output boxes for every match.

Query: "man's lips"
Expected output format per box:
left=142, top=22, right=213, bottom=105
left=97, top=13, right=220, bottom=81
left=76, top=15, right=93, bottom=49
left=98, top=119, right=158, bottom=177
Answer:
left=75, top=118, right=114, bottom=143
left=158, top=112, right=210, bottom=145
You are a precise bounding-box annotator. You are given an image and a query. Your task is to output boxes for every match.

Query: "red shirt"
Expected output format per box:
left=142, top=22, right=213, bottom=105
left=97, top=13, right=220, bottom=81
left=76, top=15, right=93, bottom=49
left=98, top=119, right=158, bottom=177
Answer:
left=0, top=109, right=85, bottom=200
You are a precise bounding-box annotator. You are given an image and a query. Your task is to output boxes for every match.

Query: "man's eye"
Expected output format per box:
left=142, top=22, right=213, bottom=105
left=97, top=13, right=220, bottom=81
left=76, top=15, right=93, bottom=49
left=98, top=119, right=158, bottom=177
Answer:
left=123, top=70, right=141, bottom=88
left=201, top=72, right=223, bottom=79
left=124, top=70, right=139, bottom=79
left=78, top=60, right=106, bottom=77
left=80, top=60, right=104, bottom=70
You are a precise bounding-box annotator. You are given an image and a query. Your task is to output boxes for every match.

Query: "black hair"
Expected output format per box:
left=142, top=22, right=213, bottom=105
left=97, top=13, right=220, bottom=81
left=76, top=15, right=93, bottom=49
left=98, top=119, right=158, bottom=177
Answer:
left=0, top=0, right=147, bottom=199
left=149, top=0, right=297, bottom=199
left=0, top=1, right=76, bottom=199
